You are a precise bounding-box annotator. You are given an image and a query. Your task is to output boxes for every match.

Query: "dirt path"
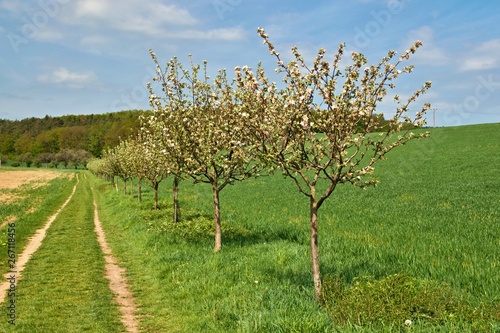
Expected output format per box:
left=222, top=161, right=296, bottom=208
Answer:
left=0, top=172, right=140, bottom=331
left=0, top=175, right=79, bottom=304
left=93, top=198, right=140, bottom=333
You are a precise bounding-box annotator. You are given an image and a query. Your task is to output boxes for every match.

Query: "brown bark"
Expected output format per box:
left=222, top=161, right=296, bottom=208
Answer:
left=153, top=182, right=159, bottom=210
left=310, top=197, right=321, bottom=301
left=173, top=176, right=180, bottom=223
left=212, top=180, right=222, bottom=252
left=137, top=182, right=142, bottom=202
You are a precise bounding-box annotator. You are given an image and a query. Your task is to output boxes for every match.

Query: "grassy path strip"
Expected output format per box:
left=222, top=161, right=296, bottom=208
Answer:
left=0, top=174, right=124, bottom=332
left=92, top=193, right=140, bottom=332
left=0, top=216, right=16, bottom=230
left=0, top=175, right=79, bottom=304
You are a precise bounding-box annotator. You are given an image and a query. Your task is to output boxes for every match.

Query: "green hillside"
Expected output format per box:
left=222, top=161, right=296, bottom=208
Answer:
left=88, top=123, right=500, bottom=332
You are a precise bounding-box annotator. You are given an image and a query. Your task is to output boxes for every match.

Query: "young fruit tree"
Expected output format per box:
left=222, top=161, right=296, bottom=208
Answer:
left=235, top=28, right=432, bottom=300
left=120, top=135, right=170, bottom=208
left=144, top=51, right=197, bottom=221
left=101, top=146, right=126, bottom=193
left=147, top=51, right=261, bottom=251
left=123, top=137, right=145, bottom=202
left=109, top=141, right=137, bottom=195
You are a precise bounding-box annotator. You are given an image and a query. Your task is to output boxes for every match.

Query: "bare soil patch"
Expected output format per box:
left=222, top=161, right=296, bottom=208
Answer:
left=0, top=169, right=69, bottom=190
left=93, top=200, right=140, bottom=333
left=0, top=193, right=20, bottom=205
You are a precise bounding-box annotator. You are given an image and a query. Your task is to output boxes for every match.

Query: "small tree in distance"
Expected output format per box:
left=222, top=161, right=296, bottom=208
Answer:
left=235, top=28, right=432, bottom=300
left=132, top=132, right=170, bottom=210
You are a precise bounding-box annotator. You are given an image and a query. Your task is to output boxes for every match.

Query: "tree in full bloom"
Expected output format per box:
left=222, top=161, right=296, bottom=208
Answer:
left=146, top=51, right=261, bottom=251
left=234, top=28, right=432, bottom=300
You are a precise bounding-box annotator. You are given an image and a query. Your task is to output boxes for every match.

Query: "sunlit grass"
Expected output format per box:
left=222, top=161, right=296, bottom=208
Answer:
left=0, top=171, right=77, bottom=277
left=94, top=123, right=500, bottom=332
left=0, top=174, right=124, bottom=332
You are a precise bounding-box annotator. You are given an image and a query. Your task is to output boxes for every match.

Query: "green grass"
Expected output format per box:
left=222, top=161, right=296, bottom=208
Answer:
left=0, top=173, right=124, bottom=332
left=88, top=123, right=500, bottom=332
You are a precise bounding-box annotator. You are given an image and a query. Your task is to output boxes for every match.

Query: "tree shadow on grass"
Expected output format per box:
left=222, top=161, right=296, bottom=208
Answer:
left=146, top=206, right=308, bottom=248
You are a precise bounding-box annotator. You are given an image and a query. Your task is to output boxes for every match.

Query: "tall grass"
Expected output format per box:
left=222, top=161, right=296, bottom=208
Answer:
left=93, top=124, right=500, bottom=332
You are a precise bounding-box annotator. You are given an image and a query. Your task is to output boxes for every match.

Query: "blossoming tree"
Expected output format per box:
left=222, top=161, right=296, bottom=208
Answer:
left=123, top=134, right=170, bottom=209
left=102, top=144, right=134, bottom=195
left=234, top=28, right=432, bottom=300
left=146, top=51, right=261, bottom=251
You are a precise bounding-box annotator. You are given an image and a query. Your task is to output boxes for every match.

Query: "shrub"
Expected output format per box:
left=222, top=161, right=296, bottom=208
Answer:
left=321, top=273, right=499, bottom=331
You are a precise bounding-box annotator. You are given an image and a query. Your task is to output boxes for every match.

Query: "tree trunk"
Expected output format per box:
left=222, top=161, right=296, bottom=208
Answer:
left=212, top=180, right=222, bottom=252
left=137, top=182, right=142, bottom=202
left=173, top=176, right=180, bottom=223
left=153, top=182, right=159, bottom=210
left=310, top=198, right=322, bottom=301
left=123, top=180, right=127, bottom=195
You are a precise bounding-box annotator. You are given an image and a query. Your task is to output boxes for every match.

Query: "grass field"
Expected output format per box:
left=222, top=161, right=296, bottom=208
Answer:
left=91, top=123, right=500, bottom=332
left=0, top=170, right=76, bottom=278
left=0, top=123, right=499, bottom=332
left=0, top=174, right=124, bottom=332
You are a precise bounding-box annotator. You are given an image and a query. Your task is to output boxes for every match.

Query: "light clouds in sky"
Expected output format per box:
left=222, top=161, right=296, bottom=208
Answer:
left=0, top=0, right=499, bottom=127
left=37, top=67, right=98, bottom=89
left=459, top=39, right=500, bottom=72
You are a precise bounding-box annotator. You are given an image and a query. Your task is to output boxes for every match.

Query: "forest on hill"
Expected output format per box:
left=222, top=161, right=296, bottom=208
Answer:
left=0, top=110, right=145, bottom=168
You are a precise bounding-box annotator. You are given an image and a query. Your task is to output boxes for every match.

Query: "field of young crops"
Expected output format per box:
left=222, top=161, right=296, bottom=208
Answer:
left=1, top=123, right=499, bottom=332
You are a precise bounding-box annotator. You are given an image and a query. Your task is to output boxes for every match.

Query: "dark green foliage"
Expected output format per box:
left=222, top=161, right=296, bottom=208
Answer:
left=0, top=110, right=147, bottom=160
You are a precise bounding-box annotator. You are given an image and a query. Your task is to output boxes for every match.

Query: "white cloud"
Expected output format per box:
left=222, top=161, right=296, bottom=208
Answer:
left=0, top=0, right=22, bottom=12
left=60, top=0, right=198, bottom=34
left=459, top=39, right=500, bottom=71
left=460, top=58, right=496, bottom=71
left=37, top=67, right=98, bottom=88
left=80, top=34, right=111, bottom=46
left=173, top=27, right=245, bottom=41
left=33, top=28, right=64, bottom=42
left=52, top=0, right=245, bottom=42
left=402, top=26, right=447, bottom=66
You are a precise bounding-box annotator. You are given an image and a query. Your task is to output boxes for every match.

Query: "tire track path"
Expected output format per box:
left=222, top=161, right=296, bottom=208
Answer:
left=92, top=188, right=140, bottom=333
left=0, top=174, right=79, bottom=304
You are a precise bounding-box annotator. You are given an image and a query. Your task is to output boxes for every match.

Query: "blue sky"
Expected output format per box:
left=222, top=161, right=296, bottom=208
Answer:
left=0, top=0, right=499, bottom=127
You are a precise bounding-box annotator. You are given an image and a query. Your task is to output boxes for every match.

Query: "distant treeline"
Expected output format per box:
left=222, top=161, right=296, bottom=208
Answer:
left=0, top=110, right=145, bottom=167
left=0, top=110, right=412, bottom=169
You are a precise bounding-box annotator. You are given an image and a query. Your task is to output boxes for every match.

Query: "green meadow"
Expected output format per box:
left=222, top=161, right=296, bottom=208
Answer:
left=0, top=123, right=498, bottom=332
left=92, top=123, right=500, bottom=332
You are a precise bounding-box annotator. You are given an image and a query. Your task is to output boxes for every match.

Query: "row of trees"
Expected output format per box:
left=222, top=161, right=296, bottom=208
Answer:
left=88, top=28, right=431, bottom=301
left=10, top=148, right=91, bottom=169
